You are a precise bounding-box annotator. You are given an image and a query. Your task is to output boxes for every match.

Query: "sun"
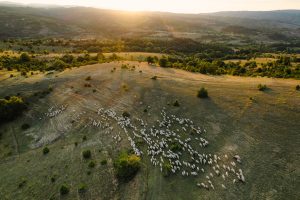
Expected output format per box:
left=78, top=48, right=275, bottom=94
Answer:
left=100, top=0, right=150, bottom=12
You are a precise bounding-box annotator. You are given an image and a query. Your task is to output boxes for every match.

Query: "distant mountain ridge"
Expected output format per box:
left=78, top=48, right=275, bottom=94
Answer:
left=0, top=3, right=299, bottom=41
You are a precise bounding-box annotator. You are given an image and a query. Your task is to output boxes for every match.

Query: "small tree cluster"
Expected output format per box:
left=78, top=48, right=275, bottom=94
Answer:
left=114, top=151, right=141, bottom=182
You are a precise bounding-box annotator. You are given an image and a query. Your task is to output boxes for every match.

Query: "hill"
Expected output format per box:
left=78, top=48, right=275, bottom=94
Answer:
left=0, top=5, right=299, bottom=43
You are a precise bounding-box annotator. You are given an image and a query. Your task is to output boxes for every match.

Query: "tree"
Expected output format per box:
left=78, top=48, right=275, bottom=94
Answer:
left=197, top=87, right=208, bottom=98
left=159, top=57, right=168, bottom=67
left=114, top=151, right=141, bottom=182
left=49, top=60, right=67, bottom=71
left=146, top=56, right=155, bottom=64
left=0, top=96, right=26, bottom=124
left=19, top=53, right=31, bottom=62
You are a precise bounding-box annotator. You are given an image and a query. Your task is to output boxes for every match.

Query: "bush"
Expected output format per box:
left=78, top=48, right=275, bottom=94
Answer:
left=151, top=76, right=157, bottom=80
left=60, top=185, right=70, bottom=195
left=21, top=123, right=30, bottom=130
left=18, top=180, right=27, bottom=188
left=173, top=100, right=180, bottom=107
left=50, top=177, right=56, bottom=183
left=88, top=161, right=96, bottom=168
left=258, top=84, right=268, bottom=91
left=78, top=184, right=87, bottom=194
left=296, top=85, right=300, bottom=91
left=21, top=71, right=27, bottom=76
left=114, top=151, right=141, bottom=182
left=162, top=163, right=172, bottom=177
left=159, top=57, right=168, bottom=67
left=122, top=111, right=130, bottom=118
left=0, top=96, right=26, bottom=124
left=43, top=147, right=50, bottom=155
left=170, top=141, right=182, bottom=152
left=85, top=76, right=91, bottom=81
left=197, top=87, right=208, bottom=98
left=20, top=53, right=31, bottom=62
left=82, top=135, right=87, bottom=141
left=82, top=150, right=91, bottom=159
left=101, top=160, right=107, bottom=165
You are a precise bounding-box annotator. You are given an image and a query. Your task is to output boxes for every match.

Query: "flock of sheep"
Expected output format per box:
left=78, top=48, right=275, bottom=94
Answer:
left=43, top=102, right=246, bottom=190
left=93, top=105, right=246, bottom=190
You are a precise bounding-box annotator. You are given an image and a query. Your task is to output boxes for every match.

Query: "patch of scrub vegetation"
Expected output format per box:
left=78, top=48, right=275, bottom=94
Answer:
left=0, top=96, right=26, bottom=124
left=197, top=87, right=208, bottom=98
left=42, top=147, right=49, bottom=155
left=101, top=159, right=107, bottom=165
left=0, top=52, right=109, bottom=72
left=82, top=150, right=91, bottom=159
left=88, top=160, right=96, bottom=168
left=114, top=151, right=141, bottom=182
left=296, top=85, right=300, bottom=91
left=258, top=84, right=268, bottom=91
left=60, top=184, right=70, bottom=195
left=173, top=100, right=180, bottom=107
left=162, top=162, right=172, bottom=177
left=33, top=86, right=53, bottom=98
left=78, top=183, right=87, bottom=194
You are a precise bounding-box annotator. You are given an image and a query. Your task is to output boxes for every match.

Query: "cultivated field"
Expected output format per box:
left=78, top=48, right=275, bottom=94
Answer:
left=0, top=61, right=299, bottom=200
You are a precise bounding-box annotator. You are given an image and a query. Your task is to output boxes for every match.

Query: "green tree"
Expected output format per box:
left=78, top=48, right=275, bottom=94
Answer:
left=19, top=53, right=31, bottom=62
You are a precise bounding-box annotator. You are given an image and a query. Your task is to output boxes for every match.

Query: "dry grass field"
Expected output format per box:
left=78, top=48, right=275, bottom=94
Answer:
left=0, top=61, right=299, bottom=200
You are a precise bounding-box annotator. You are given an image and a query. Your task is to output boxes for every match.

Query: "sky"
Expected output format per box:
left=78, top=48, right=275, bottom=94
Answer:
left=4, top=0, right=300, bottom=13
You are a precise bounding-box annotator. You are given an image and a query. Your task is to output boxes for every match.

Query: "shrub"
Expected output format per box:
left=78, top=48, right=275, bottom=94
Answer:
left=10, top=74, right=13, bottom=78
left=85, top=76, right=91, bottom=81
left=74, top=142, right=78, bottom=146
left=82, top=135, right=87, bottom=141
left=43, top=147, right=50, bottom=155
left=114, top=151, right=141, bottom=182
left=170, top=141, right=182, bottom=152
left=122, top=111, right=130, bottom=118
left=197, top=87, right=208, bottom=98
left=60, top=185, right=70, bottom=195
left=48, top=60, right=67, bottom=71
left=162, top=163, right=172, bottom=177
left=21, top=123, right=30, bottom=130
left=50, top=177, right=56, bottom=183
left=84, top=83, right=91, bottom=87
left=0, top=96, right=26, bottom=124
left=159, top=57, right=168, bottom=67
left=151, top=76, right=157, bottom=80
left=18, top=180, right=27, bottom=188
left=78, top=184, right=87, bottom=194
left=101, top=160, right=107, bottom=165
left=258, top=84, right=268, bottom=91
left=88, top=161, right=96, bottom=168
left=20, top=53, right=31, bottom=62
left=82, top=150, right=91, bottom=159
left=296, top=85, right=300, bottom=91
left=173, top=100, right=180, bottom=107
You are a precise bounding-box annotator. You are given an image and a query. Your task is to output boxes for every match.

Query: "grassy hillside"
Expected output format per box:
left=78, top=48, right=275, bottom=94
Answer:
left=0, top=61, right=299, bottom=199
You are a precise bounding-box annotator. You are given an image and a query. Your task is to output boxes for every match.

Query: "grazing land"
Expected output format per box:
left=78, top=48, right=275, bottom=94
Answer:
left=0, top=3, right=300, bottom=200
left=0, top=61, right=299, bottom=199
